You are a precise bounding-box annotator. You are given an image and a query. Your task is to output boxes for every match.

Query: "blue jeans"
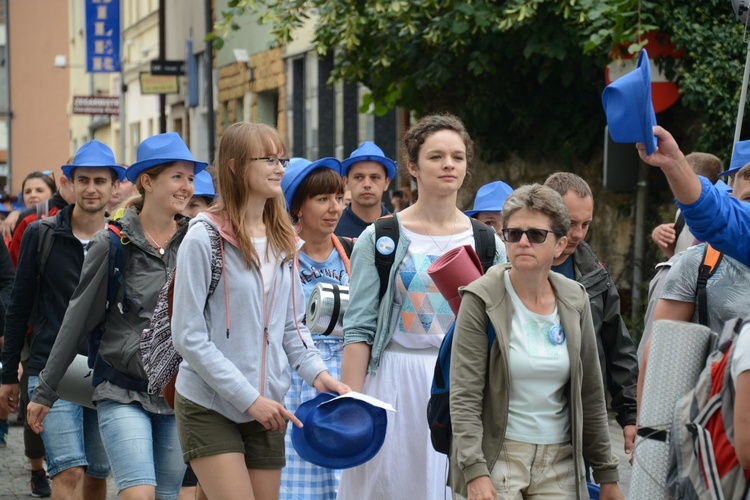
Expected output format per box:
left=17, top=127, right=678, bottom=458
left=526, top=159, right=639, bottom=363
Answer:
left=96, top=400, right=185, bottom=500
left=27, top=375, right=110, bottom=479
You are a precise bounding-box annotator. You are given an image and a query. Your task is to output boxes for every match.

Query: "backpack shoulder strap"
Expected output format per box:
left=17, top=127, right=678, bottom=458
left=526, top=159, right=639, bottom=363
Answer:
left=697, top=244, right=723, bottom=327
left=336, top=235, right=354, bottom=260
left=470, top=218, right=496, bottom=274
left=106, top=222, right=129, bottom=313
left=374, top=214, right=399, bottom=300
left=200, top=220, right=224, bottom=295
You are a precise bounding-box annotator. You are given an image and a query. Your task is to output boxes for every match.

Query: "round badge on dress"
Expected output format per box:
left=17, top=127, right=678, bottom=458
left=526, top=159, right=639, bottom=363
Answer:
left=548, top=325, right=565, bottom=345
left=376, top=236, right=396, bottom=255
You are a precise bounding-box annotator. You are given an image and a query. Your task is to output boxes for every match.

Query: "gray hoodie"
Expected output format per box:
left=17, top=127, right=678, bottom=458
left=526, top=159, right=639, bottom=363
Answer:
left=171, top=212, right=326, bottom=423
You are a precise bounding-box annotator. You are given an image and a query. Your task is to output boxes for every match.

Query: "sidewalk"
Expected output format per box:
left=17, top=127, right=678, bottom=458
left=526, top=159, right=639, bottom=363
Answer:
left=0, top=419, right=117, bottom=499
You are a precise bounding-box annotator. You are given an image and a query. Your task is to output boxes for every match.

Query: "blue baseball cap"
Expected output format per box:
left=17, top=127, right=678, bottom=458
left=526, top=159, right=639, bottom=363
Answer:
left=291, top=392, right=387, bottom=470
left=126, top=132, right=208, bottom=183
left=193, top=170, right=217, bottom=199
left=722, top=140, right=750, bottom=177
left=602, top=49, right=658, bottom=155
left=281, top=157, right=342, bottom=210
left=464, top=181, right=514, bottom=217
left=341, top=141, right=397, bottom=180
left=62, top=140, right=126, bottom=181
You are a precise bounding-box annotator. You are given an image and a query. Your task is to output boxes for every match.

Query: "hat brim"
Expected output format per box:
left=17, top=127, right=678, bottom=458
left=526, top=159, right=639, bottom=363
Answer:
left=126, top=158, right=209, bottom=183
left=638, top=50, right=658, bottom=156
left=283, top=157, right=343, bottom=209
left=62, top=164, right=127, bottom=182
left=464, top=207, right=503, bottom=218
left=291, top=393, right=387, bottom=470
left=342, top=155, right=397, bottom=180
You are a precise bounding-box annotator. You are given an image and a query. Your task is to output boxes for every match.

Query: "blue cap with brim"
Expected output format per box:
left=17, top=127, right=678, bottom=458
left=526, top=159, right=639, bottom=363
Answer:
left=341, top=141, right=397, bottom=180
left=193, top=170, right=217, bottom=199
left=282, top=157, right=343, bottom=210
left=464, top=180, right=514, bottom=217
left=602, top=49, right=658, bottom=156
left=126, top=132, right=208, bottom=183
left=62, top=140, right=126, bottom=182
left=721, top=140, right=750, bottom=177
left=291, top=392, right=387, bottom=470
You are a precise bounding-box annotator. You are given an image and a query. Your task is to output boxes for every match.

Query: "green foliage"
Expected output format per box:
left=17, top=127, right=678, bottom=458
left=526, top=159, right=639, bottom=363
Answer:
left=210, top=0, right=750, bottom=163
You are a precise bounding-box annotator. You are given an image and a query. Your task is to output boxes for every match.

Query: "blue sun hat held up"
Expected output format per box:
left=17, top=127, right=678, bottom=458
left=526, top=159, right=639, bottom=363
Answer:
left=602, top=49, right=658, bottom=155
left=464, top=180, right=514, bottom=217
left=291, top=392, right=388, bottom=470
left=281, top=157, right=343, bottom=210
left=62, top=140, right=126, bottom=181
left=126, top=132, right=208, bottom=183
left=341, top=141, right=397, bottom=180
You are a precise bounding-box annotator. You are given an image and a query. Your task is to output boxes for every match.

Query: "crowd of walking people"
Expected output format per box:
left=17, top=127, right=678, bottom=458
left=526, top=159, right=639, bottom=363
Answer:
left=0, top=112, right=747, bottom=500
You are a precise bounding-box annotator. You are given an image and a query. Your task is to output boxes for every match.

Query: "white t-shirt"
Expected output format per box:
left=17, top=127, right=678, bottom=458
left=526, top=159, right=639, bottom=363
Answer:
left=504, top=272, right=571, bottom=444
left=251, top=237, right=276, bottom=295
left=731, top=322, right=750, bottom=385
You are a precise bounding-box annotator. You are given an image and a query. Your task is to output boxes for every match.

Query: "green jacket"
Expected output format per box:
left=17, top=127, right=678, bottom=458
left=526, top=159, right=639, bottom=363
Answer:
left=449, top=263, right=619, bottom=497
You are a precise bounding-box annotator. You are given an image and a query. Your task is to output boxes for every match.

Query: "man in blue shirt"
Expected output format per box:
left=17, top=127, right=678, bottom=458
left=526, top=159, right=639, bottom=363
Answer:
left=334, top=141, right=397, bottom=238
left=639, top=127, right=750, bottom=268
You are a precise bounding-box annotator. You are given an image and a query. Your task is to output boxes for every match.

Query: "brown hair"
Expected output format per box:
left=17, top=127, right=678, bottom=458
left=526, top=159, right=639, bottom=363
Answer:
left=686, top=152, right=722, bottom=184
left=213, top=122, right=296, bottom=268
left=543, top=172, right=593, bottom=199
left=22, top=171, right=57, bottom=197
left=290, top=167, right=345, bottom=222
left=403, top=113, right=474, bottom=171
left=121, top=163, right=173, bottom=212
left=502, top=184, right=571, bottom=237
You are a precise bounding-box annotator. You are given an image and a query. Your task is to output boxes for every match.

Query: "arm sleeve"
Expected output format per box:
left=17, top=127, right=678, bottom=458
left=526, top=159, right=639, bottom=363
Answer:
left=342, top=225, right=380, bottom=346
left=659, top=245, right=701, bottom=305
left=32, top=231, right=109, bottom=407
left=171, top=224, right=261, bottom=414
left=0, top=238, right=15, bottom=309
left=677, top=177, right=750, bottom=267
left=0, top=224, right=39, bottom=384
left=8, top=216, right=31, bottom=268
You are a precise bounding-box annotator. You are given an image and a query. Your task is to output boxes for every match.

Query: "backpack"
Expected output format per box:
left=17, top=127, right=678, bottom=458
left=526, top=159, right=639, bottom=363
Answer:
left=373, top=214, right=496, bottom=299
left=427, top=321, right=496, bottom=454
left=696, top=244, right=723, bottom=327
left=140, top=220, right=223, bottom=402
left=666, top=317, right=750, bottom=499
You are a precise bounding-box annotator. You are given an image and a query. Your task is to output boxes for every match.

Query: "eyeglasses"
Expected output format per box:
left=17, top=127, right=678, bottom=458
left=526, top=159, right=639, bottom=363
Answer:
left=251, top=157, right=290, bottom=169
left=501, top=228, right=561, bottom=244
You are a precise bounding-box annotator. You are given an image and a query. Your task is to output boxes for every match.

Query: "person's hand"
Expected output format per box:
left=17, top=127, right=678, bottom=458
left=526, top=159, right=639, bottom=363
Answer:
left=623, top=424, right=636, bottom=456
left=247, top=396, right=302, bottom=432
left=636, top=126, right=686, bottom=170
left=0, top=383, right=20, bottom=413
left=466, top=475, right=496, bottom=500
left=651, top=223, right=676, bottom=256
left=599, top=482, right=625, bottom=500
left=27, top=402, right=50, bottom=434
left=0, top=210, right=20, bottom=239
left=312, top=371, right=351, bottom=395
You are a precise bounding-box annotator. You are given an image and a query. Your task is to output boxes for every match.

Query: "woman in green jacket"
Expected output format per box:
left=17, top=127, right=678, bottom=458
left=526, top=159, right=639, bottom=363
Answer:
left=449, top=184, right=623, bottom=500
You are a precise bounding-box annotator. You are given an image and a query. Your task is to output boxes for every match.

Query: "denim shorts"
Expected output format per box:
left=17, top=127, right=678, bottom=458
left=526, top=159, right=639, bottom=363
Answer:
left=174, top=391, right=285, bottom=469
left=96, top=399, right=186, bottom=500
left=27, top=375, right=110, bottom=479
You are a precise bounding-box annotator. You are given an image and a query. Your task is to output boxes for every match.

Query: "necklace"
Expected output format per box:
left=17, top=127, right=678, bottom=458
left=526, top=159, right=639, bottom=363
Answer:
left=143, top=224, right=176, bottom=256
left=416, top=210, right=458, bottom=254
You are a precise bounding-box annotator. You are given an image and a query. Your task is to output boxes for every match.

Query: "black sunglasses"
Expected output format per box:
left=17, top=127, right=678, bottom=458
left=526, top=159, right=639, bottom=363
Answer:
left=501, top=228, right=561, bottom=244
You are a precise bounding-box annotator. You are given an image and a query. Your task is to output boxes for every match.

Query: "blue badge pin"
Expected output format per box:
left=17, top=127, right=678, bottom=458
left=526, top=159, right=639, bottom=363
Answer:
left=548, top=325, right=565, bottom=345
left=376, top=236, right=396, bottom=256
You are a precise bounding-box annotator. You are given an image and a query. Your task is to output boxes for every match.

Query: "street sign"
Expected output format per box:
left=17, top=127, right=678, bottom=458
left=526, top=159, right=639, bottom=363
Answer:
left=150, top=60, right=185, bottom=76
left=72, top=96, right=120, bottom=115
left=139, top=72, right=179, bottom=95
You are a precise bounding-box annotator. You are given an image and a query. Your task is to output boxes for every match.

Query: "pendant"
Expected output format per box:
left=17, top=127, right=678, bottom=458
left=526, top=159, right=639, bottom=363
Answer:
left=158, top=247, right=165, bottom=256
left=548, top=325, right=565, bottom=345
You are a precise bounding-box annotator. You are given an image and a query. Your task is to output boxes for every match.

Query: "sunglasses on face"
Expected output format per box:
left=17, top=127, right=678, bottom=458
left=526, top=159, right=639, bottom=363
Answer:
left=501, top=228, right=561, bottom=244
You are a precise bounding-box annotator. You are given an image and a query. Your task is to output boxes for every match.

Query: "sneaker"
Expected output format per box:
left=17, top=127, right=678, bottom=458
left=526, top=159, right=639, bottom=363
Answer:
left=30, top=469, right=51, bottom=498
left=0, top=419, right=8, bottom=448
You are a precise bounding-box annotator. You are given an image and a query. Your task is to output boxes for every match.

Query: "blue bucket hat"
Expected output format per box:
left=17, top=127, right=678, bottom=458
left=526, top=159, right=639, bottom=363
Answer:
left=722, top=140, right=750, bottom=177
left=281, top=157, right=343, bottom=210
left=126, top=132, right=208, bottom=183
left=341, top=141, right=397, bottom=180
left=602, top=49, right=658, bottom=155
left=291, top=392, right=387, bottom=470
left=62, top=140, right=126, bottom=181
left=193, top=170, right=217, bottom=199
left=464, top=180, right=514, bottom=217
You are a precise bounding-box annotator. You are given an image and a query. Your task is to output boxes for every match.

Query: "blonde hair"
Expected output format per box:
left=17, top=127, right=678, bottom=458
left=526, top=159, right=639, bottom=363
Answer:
left=213, top=122, right=296, bottom=268
left=120, top=163, right=173, bottom=212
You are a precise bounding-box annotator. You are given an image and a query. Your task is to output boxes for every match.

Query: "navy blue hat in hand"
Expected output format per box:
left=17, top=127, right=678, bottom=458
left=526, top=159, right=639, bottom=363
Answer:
left=126, top=132, right=208, bottom=183
left=62, top=140, right=126, bottom=181
left=602, top=49, right=658, bottom=155
left=292, top=392, right=387, bottom=470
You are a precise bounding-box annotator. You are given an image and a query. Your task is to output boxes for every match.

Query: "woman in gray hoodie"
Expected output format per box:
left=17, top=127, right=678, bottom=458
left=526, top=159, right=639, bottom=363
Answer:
left=171, top=122, right=349, bottom=500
